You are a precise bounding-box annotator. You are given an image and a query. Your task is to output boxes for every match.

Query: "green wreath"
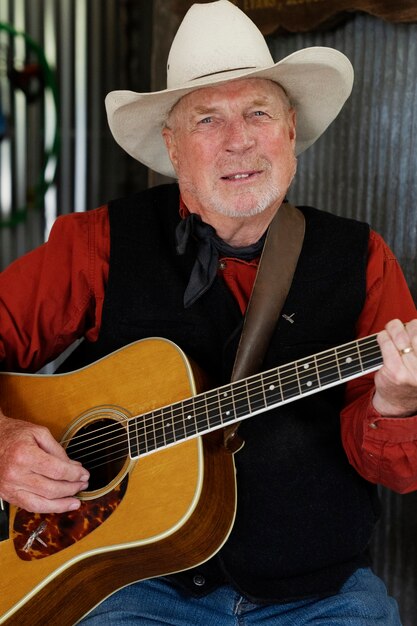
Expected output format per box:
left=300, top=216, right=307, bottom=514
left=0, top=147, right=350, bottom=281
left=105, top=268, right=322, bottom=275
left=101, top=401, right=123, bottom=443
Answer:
left=0, top=22, right=59, bottom=228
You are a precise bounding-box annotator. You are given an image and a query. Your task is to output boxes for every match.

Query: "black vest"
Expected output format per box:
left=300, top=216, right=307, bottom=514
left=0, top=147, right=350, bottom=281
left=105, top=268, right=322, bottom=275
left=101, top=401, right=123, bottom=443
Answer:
left=66, top=184, right=379, bottom=602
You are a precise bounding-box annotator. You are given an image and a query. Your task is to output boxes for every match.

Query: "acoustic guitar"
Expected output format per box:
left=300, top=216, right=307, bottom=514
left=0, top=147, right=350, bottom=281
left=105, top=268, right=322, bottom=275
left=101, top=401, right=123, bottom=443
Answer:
left=0, top=334, right=382, bottom=625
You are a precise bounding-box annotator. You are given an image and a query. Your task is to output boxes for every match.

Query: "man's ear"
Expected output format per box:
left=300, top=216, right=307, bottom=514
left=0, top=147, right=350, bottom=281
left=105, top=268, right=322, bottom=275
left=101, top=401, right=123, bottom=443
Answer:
left=289, top=108, right=296, bottom=145
left=162, top=127, right=178, bottom=168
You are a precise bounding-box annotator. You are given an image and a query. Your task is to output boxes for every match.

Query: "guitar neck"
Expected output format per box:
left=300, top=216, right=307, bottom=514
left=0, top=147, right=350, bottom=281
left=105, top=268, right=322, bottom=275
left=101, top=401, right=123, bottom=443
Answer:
left=127, top=334, right=382, bottom=459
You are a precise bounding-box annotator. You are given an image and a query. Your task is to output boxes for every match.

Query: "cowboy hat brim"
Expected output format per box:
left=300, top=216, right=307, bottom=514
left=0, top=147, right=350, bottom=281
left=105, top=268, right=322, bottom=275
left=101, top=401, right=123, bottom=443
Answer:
left=105, top=46, right=353, bottom=179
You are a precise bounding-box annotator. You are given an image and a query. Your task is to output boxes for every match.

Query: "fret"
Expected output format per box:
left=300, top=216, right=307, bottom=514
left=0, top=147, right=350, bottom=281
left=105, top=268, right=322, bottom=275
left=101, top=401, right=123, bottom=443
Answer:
left=360, top=336, right=381, bottom=370
left=138, top=416, right=148, bottom=455
left=143, top=411, right=157, bottom=453
left=171, top=402, right=186, bottom=442
left=317, top=348, right=340, bottom=387
left=247, top=374, right=266, bottom=412
left=280, top=362, right=301, bottom=401
left=232, top=379, right=252, bottom=419
left=193, top=394, right=210, bottom=433
left=218, top=387, right=236, bottom=424
left=134, top=414, right=150, bottom=456
left=205, top=389, right=223, bottom=428
left=151, top=410, right=162, bottom=450
left=297, top=355, right=320, bottom=393
left=161, top=406, right=176, bottom=446
left=263, top=369, right=282, bottom=407
left=182, top=397, right=199, bottom=437
left=336, top=342, right=362, bottom=379
left=128, top=418, right=139, bottom=458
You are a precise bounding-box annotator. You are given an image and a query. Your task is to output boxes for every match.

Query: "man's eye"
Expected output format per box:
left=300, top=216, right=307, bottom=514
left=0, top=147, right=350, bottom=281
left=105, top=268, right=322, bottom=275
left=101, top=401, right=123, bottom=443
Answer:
left=253, top=110, right=266, bottom=117
left=199, top=116, right=213, bottom=124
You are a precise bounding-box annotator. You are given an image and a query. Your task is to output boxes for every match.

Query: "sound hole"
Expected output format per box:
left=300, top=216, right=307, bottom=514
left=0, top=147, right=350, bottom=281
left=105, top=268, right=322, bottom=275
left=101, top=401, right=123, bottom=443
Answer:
left=65, top=417, right=129, bottom=492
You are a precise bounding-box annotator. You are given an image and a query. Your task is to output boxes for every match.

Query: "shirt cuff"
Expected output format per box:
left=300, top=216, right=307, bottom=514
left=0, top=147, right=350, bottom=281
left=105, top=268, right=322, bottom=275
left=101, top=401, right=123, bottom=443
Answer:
left=362, top=398, right=417, bottom=492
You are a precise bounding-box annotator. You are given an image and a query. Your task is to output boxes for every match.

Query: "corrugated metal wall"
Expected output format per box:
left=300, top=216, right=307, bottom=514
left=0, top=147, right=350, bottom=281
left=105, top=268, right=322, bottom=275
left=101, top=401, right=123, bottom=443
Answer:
left=271, top=14, right=417, bottom=301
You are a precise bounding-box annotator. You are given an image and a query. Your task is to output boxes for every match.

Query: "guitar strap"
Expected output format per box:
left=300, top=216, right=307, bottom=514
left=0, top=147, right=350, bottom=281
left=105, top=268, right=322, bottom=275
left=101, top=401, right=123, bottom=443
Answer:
left=224, top=202, right=305, bottom=451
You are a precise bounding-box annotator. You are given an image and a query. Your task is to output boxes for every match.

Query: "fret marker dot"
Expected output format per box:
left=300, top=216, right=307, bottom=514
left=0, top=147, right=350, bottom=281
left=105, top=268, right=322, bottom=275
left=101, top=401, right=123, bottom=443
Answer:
left=346, top=357, right=353, bottom=364
left=226, top=411, right=230, bottom=416
left=306, top=381, right=312, bottom=387
left=187, top=415, right=192, bottom=420
left=269, top=384, right=275, bottom=390
left=303, top=363, right=310, bottom=369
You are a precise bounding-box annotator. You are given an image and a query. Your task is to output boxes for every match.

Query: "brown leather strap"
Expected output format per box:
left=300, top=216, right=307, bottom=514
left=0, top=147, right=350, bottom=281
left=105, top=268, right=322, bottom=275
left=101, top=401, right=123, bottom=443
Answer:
left=224, top=202, right=305, bottom=451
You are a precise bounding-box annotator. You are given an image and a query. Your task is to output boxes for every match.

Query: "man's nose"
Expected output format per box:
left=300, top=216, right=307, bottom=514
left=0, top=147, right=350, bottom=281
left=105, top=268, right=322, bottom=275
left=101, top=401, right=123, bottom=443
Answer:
left=224, top=119, right=255, bottom=152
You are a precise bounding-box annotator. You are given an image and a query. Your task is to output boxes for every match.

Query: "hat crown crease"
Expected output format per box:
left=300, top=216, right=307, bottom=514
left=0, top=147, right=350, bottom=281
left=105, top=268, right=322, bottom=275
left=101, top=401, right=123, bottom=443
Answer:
left=166, top=0, right=274, bottom=89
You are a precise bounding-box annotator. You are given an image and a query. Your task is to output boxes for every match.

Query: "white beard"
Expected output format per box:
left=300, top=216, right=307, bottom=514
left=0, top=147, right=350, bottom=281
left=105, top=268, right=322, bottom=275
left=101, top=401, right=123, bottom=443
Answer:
left=177, top=155, right=297, bottom=219
left=206, top=184, right=283, bottom=218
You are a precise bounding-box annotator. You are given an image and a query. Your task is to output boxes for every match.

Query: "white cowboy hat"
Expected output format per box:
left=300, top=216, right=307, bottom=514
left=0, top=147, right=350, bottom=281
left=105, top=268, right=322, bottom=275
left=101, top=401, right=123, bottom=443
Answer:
left=105, top=0, right=353, bottom=179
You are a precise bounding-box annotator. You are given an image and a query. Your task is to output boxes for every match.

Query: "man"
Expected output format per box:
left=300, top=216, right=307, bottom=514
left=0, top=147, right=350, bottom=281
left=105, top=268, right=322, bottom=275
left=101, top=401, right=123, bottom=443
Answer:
left=1, top=1, right=417, bottom=624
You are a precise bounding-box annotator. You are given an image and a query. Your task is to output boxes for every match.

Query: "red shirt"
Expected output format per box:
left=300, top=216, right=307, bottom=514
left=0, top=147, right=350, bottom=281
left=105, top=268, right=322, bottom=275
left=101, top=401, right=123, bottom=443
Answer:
left=1, top=205, right=417, bottom=493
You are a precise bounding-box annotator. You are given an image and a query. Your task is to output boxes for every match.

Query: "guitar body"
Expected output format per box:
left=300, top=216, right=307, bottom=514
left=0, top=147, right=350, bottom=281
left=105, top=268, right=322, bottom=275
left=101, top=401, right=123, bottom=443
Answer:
left=0, top=338, right=237, bottom=625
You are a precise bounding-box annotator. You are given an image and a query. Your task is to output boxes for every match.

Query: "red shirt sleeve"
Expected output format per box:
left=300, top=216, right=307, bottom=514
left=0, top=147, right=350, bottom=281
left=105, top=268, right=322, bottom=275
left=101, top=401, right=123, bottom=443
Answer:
left=341, top=230, right=417, bottom=493
left=0, top=205, right=109, bottom=372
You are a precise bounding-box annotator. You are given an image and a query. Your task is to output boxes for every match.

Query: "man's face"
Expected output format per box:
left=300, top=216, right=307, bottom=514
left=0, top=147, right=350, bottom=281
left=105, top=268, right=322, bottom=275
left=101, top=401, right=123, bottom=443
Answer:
left=162, top=78, right=297, bottom=221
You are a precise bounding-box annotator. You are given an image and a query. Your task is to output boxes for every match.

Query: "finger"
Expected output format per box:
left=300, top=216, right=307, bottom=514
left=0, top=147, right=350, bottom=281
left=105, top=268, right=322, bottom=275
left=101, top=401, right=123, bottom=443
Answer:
left=0, top=414, right=90, bottom=482
left=0, top=466, right=88, bottom=511
left=376, top=330, right=413, bottom=388
left=2, top=455, right=89, bottom=495
left=32, top=425, right=89, bottom=471
left=377, top=329, right=404, bottom=367
left=404, top=319, right=417, bottom=351
left=384, top=319, right=417, bottom=357
left=13, top=489, right=84, bottom=514
left=2, top=465, right=88, bottom=506
left=384, top=319, right=414, bottom=353
left=32, top=447, right=90, bottom=484
left=5, top=436, right=90, bottom=485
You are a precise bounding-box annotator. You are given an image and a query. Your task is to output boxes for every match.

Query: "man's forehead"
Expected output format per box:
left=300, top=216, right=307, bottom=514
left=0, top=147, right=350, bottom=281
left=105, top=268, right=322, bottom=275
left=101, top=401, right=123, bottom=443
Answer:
left=174, top=78, right=286, bottom=112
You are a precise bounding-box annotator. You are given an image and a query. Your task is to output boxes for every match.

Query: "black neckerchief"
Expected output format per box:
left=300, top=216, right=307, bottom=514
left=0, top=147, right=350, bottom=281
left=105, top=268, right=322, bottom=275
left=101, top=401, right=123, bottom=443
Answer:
left=175, top=212, right=266, bottom=308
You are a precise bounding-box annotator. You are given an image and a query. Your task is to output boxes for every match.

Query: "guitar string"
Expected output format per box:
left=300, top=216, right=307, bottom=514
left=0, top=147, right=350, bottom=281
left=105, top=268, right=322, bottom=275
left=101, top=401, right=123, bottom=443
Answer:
left=74, top=342, right=384, bottom=474
left=61, top=337, right=381, bottom=454
left=63, top=340, right=382, bottom=465
left=71, top=364, right=384, bottom=472
left=62, top=339, right=382, bottom=463
left=62, top=340, right=382, bottom=471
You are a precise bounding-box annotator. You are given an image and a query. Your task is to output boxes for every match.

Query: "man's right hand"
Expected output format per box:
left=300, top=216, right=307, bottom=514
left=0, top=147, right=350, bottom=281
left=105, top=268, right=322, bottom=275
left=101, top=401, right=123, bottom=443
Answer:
left=0, top=408, right=89, bottom=513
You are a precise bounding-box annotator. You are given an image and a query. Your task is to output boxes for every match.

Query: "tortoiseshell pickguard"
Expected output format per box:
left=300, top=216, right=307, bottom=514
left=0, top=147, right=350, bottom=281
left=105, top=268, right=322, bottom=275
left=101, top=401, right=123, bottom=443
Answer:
left=13, top=476, right=128, bottom=561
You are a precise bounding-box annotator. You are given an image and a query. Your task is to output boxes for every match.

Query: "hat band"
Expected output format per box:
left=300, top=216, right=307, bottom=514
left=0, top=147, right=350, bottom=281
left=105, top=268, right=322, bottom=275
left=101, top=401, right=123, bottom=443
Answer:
left=191, top=66, right=257, bottom=81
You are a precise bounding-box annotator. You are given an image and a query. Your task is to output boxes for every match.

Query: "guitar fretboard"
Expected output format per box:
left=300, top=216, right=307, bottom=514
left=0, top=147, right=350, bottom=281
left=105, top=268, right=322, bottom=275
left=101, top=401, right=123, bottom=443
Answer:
left=127, top=334, right=382, bottom=459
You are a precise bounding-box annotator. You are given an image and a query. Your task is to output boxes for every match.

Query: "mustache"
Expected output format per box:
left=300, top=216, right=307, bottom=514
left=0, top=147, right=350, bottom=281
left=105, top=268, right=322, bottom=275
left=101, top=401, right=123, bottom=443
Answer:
left=217, top=157, right=272, bottom=175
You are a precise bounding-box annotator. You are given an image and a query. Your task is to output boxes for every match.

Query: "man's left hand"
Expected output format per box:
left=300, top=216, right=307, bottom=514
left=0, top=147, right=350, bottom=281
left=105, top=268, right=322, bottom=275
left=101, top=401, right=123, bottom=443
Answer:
left=373, top=318, right=417, bottom=416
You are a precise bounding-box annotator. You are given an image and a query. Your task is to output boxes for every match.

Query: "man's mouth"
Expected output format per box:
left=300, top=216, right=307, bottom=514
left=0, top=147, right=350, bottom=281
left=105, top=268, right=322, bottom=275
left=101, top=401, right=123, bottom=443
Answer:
left=221, top=171, right=259, bottom=181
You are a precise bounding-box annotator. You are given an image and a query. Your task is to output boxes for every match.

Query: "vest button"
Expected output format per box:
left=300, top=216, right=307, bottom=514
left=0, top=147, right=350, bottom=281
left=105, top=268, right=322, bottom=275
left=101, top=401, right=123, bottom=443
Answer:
left=193, top=574, right=206, bottom=587
left=218, top=260, right=227, bottom=270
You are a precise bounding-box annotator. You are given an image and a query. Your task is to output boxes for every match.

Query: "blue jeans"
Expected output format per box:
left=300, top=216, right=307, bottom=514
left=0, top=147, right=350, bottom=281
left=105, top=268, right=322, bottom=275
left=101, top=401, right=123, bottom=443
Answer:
left=78, top=568, right=402, bottom=625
